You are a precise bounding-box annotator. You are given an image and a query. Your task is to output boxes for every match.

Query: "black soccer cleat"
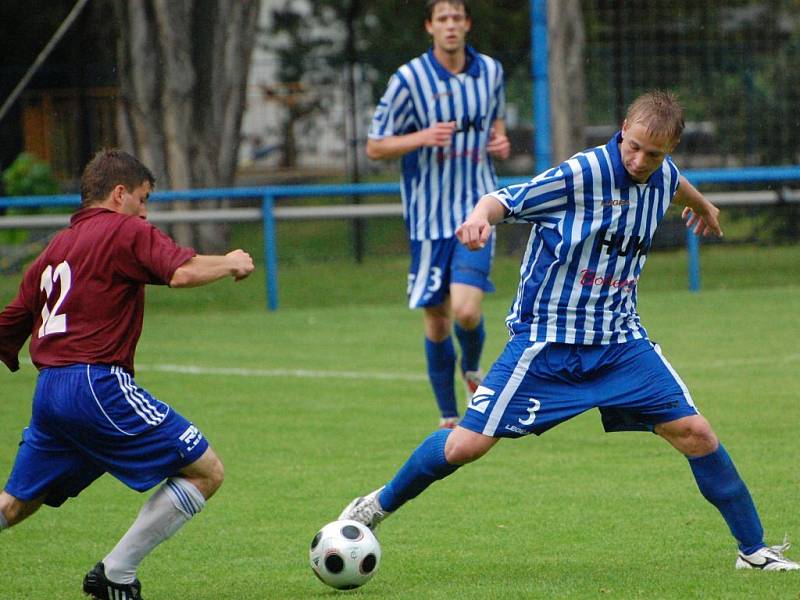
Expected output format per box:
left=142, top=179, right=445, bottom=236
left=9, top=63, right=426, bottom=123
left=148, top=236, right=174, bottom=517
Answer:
left=83, top=562, right=143, bottom=600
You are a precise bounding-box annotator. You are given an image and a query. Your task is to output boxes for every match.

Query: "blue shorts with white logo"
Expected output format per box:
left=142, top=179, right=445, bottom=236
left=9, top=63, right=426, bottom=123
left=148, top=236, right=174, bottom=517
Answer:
left=4, top=364, right=209, bottom=506
left=407, top=233, right=495, bottom=308
left=460, top=337, right=698, bottom=438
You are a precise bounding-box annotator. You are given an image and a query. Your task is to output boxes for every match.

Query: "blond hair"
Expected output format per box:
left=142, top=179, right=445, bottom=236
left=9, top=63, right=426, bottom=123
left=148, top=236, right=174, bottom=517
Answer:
left=625, top=90, right=685, bottom=143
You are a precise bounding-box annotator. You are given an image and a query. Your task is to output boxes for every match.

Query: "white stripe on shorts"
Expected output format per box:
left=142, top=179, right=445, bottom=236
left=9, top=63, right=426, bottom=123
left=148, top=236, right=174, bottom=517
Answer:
left=408, top=240, right=433, bottom=308
left=651, top=342, right=696, bottom=408
left=483, top=341, right=547, bottom=436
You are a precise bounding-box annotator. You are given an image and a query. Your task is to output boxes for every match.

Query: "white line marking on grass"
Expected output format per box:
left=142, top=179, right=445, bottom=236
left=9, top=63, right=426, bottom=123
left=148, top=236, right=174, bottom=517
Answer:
left=136, top=363, right=429, bottom=382
left=18, top=353, right=800, bottom=381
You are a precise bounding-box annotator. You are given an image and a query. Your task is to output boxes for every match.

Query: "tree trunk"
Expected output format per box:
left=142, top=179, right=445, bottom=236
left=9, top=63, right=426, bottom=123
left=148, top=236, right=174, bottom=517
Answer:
left=548, top=0, right=586, bottom=163
left=114, top=0, right=260, bottom=251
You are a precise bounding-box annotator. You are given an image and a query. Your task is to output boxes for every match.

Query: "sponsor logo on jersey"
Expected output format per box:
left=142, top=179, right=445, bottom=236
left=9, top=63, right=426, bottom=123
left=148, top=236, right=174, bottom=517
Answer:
left=468, top=385, right=495, bottom=414
left=579, top=269, right=638, bottom=294
left=595, top=230, right=650, bottom=259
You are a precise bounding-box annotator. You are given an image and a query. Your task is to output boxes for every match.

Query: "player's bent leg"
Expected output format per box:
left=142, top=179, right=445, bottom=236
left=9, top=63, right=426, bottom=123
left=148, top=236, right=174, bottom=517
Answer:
left=656, top=415, right=788, bottom=564
left=178, top=445, right=225, bottom=499
left=0, top=490, right=45, bottom=528
left=451, top=284, right=486, bottom=401
left=340, top=428, right=499, bottom=531
left=99, top=448, right=221, bottom=588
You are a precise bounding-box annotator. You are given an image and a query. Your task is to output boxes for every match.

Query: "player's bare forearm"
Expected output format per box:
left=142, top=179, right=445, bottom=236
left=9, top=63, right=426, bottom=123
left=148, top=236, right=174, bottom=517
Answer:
left=366, top=123, right=455, bottom=160
left=675, top=176, right=723, bottom=237
left=170, top=250, right=255, bottom=288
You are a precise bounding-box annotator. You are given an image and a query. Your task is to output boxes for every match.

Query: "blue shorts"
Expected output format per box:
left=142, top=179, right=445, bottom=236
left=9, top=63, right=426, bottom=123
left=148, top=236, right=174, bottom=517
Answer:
left=4, top=364, right=209, bottom=506
left=460, top=337, right=698, bottom=438
left=407, top=234, right=495, bottom=308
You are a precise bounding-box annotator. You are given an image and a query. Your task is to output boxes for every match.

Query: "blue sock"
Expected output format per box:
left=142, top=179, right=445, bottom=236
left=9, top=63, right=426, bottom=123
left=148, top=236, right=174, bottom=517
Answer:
left=454, top=318, right=485, bottom=374
left=379, top=429, right=461, bottom=512
left=425, top=337, right=457, bottom=418
left=688, top=443, right=764, bottom=554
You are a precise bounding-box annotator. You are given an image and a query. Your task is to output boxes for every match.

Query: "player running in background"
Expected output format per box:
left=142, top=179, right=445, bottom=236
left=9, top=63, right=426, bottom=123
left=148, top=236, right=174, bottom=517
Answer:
left=340, top=90, right=799, bottom=571
left=0, top=150, right=255, bottom=599
left=366, top=0, right=511, bottom=428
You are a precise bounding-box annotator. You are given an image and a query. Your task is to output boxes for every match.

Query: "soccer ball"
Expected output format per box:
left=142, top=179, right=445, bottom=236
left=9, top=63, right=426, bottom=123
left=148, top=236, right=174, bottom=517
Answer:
left=309, top=519, right=381, bottom=590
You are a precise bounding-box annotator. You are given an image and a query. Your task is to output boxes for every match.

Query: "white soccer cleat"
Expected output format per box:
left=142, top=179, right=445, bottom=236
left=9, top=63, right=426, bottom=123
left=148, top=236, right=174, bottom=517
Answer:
left=735, top=537, right=800, bottom=571
left=462, top=369, right=483, bottom=401
left=338, top=487, right=390, bottom=531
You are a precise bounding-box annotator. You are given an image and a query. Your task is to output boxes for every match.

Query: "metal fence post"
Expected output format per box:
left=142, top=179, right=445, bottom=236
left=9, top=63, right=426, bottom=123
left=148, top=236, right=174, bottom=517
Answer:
left=687, top=228, right=700, bottom=292
left=262, top=194, right=279, bottom=310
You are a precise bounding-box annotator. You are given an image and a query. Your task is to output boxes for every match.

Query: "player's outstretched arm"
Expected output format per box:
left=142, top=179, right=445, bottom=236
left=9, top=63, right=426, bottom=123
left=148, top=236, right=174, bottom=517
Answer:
left=169, top=249, right=255, bottom=288
left=674, top=175, right=723, bottom=237
left=456, top=194, right=507, bottom=250
left=366, top=122, right=456, bottom=160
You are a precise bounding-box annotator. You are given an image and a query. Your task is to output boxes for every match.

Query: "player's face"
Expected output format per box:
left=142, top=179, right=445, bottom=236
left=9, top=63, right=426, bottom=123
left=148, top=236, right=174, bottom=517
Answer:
left=119, top=181, right=151, bottom=219
left=620, top=120, right=677, bottom=183
left=425, top=2, right=471, bottom=54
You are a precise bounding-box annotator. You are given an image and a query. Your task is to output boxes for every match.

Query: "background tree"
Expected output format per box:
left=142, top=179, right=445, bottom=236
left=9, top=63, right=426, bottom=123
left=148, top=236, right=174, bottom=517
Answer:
left=114, top=0, right=260, bottom=251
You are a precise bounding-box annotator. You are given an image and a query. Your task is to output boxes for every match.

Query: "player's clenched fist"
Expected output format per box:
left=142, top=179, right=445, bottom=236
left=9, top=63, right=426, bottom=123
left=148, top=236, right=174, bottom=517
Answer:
left=226, top=249, right=255, bottom=281
left=421, top=122, right=457, bottom=147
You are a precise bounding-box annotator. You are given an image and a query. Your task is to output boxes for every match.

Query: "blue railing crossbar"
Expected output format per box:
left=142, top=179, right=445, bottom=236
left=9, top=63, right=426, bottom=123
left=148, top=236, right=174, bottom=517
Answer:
left=1, top=165, right=799, bottom=310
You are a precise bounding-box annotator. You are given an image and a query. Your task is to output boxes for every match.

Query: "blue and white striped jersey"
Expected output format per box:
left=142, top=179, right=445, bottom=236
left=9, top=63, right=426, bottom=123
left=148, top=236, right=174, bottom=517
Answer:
left=369, top=45, right=506, bottom=241
left=491, top=132, right=681, bottom=345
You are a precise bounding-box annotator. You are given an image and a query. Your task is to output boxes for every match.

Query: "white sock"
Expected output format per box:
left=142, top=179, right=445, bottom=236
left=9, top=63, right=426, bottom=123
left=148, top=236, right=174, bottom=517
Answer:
left=103, top=477, right=206, bottom=584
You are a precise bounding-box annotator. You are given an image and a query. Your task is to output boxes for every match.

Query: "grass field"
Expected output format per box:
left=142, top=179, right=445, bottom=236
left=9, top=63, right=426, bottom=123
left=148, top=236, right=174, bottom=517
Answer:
left=1, top=243, right=799, bottom=599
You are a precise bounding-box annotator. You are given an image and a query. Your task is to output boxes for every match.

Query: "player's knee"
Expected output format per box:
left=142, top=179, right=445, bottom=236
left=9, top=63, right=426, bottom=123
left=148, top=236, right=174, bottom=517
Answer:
left=452, top=304, right=481, bottom=329
left=659, top=415, right=718, bottom=457
left=0, top=492, right=42, bottom=527
left=444, top=434, right=494, bottom=465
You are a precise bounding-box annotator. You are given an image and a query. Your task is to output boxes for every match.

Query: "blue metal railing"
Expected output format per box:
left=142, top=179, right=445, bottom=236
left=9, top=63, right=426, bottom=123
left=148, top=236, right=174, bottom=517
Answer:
left=1, top=166, right=799, bottom=309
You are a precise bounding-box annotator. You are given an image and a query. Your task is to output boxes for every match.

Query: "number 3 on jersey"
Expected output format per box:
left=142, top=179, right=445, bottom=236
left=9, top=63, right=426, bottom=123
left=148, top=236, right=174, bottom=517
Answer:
left=39, top=261, right=72, bottom=337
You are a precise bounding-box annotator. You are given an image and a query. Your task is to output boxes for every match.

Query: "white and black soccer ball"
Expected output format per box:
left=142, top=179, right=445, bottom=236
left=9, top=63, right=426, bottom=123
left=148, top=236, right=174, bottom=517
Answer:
left=309, top=519, right=381, bottom=590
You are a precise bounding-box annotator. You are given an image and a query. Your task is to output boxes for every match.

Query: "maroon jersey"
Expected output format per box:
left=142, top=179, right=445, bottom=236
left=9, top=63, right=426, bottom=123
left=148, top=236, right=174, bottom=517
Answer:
left=0, top=207, right=195, bottom=373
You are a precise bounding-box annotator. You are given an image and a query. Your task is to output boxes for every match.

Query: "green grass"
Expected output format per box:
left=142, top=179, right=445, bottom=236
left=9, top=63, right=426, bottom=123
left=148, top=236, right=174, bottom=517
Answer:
left=1, top=244, right=799, bottom=599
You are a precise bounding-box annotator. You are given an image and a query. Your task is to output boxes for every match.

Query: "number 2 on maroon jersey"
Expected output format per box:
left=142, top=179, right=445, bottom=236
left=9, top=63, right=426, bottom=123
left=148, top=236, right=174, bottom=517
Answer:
left=38, top=261, right=72, bottom=337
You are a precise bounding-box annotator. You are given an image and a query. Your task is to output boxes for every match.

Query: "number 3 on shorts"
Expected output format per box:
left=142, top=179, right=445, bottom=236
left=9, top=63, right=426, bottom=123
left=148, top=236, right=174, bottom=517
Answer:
left=407, top=267, right=444, bottom=294
left=518, top=397, right=541, bottom=426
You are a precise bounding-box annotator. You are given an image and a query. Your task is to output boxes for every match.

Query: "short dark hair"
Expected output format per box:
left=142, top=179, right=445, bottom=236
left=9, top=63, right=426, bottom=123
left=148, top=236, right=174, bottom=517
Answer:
left=425, top=0, right=470, bottom=22
left=80, top=149, right=155, bottom=208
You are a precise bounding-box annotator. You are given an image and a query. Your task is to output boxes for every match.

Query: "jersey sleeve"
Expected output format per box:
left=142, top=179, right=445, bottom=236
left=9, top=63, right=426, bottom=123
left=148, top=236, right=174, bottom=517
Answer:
left=490, top=167, right=573, bottom=224
left=114, top=218, right=196, bottom=285
left=0, top=292, right=33, bottom=372
left=368, top=71, right=417, bottom=140
left=665, top=156, right=681, bottom=200
left=492, top=60, right=506, bottom=123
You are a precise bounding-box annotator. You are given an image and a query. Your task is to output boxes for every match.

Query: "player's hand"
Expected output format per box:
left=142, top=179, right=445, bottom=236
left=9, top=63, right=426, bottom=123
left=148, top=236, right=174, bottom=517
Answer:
left=456, top=217, right=491, bottom=250
left=681, top=204, right=723, bottom=237
left=487, top=127, right=511, bottom=160
left=226, top=249, right=255, bottom=281
left=420, top=122, right=456, bottom=147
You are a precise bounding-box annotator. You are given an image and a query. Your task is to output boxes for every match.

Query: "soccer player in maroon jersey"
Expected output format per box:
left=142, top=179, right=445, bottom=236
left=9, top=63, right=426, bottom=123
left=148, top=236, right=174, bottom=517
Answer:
left=0, top=149, right=255, bottom=600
